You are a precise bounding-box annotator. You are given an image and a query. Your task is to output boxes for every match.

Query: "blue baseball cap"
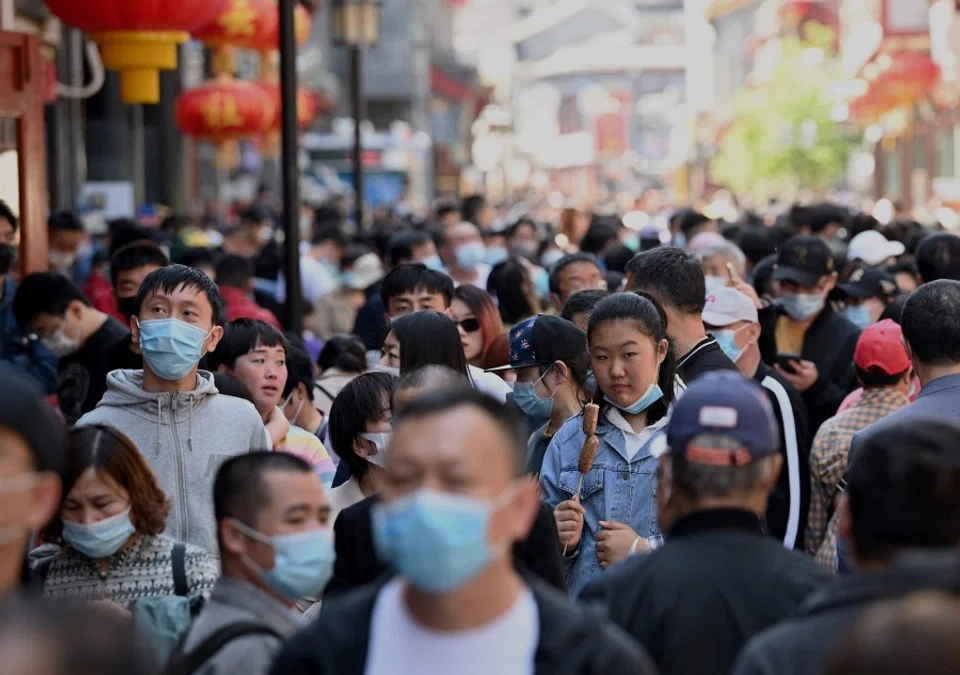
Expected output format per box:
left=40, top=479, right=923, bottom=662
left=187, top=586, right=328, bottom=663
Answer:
left=666, top=371, right=779, bottom=465
left=487, top=314, right=587, bottom=372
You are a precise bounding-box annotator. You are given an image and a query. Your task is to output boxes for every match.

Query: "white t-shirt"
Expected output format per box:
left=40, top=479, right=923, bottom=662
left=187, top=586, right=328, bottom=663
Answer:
left=604, top=408, right=670, bottom=461
left=365, top=578, right=538, bottom=675
left=468, top=365, right=512, bottom=402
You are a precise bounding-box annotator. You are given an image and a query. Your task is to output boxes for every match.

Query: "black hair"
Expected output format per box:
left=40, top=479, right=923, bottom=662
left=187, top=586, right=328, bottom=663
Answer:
left=915, top=233, right=960, bottom=282
left=461, top=194, right=487, bottom=225
left=604, top=245, right=635, bottom=274
left=328, top=372, right=395, bottom=481
left=901, top=280, right=960, bottom=366
left=134, top=264, right=224, bottom=325
left=177, top=247, right=216, bottom=270
left=282, top=342, right=315, bottom=400
left=395, top=386, right=528, bottom=473
left=379, top=263, right=454, bottom=309
left=506, top=217, right=537, bottom=240
left=677, top=210, right=710, bottom=236
left=213, top=372, right=254, bottom=402
left=561, top=289, right=610, bottom=323
left=341, top=243, right=374, bottom=272
left=362, top=219, right=402, bottom=259
left=48, top=211, right=84, bottom=233
left=394, top=364, right=467, bottom=399
left=0, top=199, right=17, bottom=232
left=846, top=420, right=960, bottom=563
left=580, top=219, right=620, bottom=256
left=214, top=452, right=312, bottom=533
left=110, top=242, right=169, bottom=286
left=487, top=258, right=537, bottom=325
left=389, top=311, right=469, bottom=377
left=312, top=224, right=347, bottom=249
left=848, top=213, right=880, bottom=241
left=886, top=259, right=919, bottom=282
left=548, top=253, right=602, bottom=295
left=879, top=294, right=909, bottom=323
left=13, top=272, right=89, bottom=327
left=387, top=230, right=433, bottom=267
left=855, top=365, right=910, bottom=389
left=737, top=227, right=778, bottom=266
left=239, top=205, right=271, bottom=225
left=208, top=318, right=288, bottom=371
left=214, top=254, right=254, bottom=289
left=808, top=203, right=849, bottom=234
left=586, top=291, right=677, bottom=425
left=317, top=334, right=367, bottom=374
left=625, top=246, right=706, bottom=314
left=434, top=199, right=459, bottom=220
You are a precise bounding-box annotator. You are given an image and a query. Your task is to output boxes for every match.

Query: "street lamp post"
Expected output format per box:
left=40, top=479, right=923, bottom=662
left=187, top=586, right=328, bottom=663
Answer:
left=279, top=0, right=302, bottom=332
left=332, top=0, right=381, bottom=228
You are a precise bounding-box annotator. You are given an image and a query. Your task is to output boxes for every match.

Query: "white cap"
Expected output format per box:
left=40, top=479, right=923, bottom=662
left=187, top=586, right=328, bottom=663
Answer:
left=848, top=230, right=905, bottom=266
left=702, top=287, right=758, bottom=327
left=344, top=253, right=384, bottom=290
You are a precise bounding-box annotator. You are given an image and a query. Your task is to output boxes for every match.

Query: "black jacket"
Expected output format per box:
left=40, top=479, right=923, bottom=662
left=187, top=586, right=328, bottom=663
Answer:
left=676, top=335, right=739, bottom=385
left=580, top=508, right=832, bottom=675
left=270, top=575, right=657, bottom=675
left=759, top=303, right=860, bottom=433
left=755, top=362, right=811, bottom=550
left=325, top=495, right=566, bottom=596
left=733, top=552, right=960, bottom=675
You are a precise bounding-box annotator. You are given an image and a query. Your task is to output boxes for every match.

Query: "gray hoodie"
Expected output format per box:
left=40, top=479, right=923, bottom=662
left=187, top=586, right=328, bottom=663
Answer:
left=76, top=370, right=270, bottom=554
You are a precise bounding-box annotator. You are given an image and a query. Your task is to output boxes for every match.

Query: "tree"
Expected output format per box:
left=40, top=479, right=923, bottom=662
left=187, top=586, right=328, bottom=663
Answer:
left=712, top=33, right=857, bottom=201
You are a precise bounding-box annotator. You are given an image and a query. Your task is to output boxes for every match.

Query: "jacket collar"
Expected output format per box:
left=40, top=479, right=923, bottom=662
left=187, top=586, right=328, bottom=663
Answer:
left=667, top=508, right=764, bottom=539
left=918, top=373, right=960, bottom=398
left=593, top=411, right=668, bottom=463
left=210, top=576, right=302, bottom=635
left=677, top=335, right=717, bottom=369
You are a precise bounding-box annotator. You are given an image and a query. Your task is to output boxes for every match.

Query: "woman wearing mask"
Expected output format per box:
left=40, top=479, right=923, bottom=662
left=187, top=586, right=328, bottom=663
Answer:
left=540, top=293, right=676, bottom=595
left=327, top=373, right=395, bottom=522
left=450, top=285, right=504, bottom=369
left=36, top=425, right=218, bottom=608
left=835, top=267, right=901, bottom=330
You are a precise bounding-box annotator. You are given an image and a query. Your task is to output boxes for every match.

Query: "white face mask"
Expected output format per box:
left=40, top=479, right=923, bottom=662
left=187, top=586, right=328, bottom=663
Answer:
left=49, top=250, right=78, bottom=272
left=41, top=322, right=82, bottom=357
left=360, top=431, right=392, bottom=468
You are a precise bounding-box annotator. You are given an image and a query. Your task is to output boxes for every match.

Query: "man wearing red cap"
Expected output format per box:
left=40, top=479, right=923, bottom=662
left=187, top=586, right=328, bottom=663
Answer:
left=804, top=319, right=912, bottom=565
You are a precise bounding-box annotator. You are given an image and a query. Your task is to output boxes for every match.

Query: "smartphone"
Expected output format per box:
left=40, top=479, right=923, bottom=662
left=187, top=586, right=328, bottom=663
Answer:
left=776, top=354, right=802, bottom=374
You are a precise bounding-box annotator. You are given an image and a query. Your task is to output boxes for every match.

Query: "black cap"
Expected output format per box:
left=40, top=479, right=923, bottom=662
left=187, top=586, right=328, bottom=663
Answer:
left=487, top=314, right=587, bottom=371
left=0, top=364, right=66, bottom=475
left=837, top=267, right=901, bottom=301
left=773, top=235, right=835, bottom=288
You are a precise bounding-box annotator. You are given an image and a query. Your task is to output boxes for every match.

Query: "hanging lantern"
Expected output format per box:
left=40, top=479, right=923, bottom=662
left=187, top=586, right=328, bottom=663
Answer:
left=192, top=0, right=278, bottom=51
left=175, top=79, right=276, bottom=142
left=45, top=0, right=230, bottom=104
left=259, top=83, right=318, bottom=130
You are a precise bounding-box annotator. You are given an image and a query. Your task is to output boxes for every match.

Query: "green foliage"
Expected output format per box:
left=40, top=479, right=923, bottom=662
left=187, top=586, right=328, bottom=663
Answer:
left=712, top=35, right=858, bottom=201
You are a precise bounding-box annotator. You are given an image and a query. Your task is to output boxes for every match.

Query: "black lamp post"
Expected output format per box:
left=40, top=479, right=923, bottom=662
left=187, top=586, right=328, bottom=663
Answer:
left=331, top=0, right=381, bottom=228
left=279, top=0, right=303, bottom=332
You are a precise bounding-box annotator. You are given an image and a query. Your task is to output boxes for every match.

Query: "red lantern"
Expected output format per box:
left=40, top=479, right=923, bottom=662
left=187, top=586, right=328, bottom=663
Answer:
left=176, top=80, right=276, bottom=142
left=45, top=0, right=230, bottom=104
left=192, top=0, right=279, bottom=51
left=259, top=83, right=318, bottom=130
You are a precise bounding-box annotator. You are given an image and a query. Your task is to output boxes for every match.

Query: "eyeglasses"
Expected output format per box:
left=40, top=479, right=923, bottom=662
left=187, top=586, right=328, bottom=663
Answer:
left=455, top=318, right=481, bottom=333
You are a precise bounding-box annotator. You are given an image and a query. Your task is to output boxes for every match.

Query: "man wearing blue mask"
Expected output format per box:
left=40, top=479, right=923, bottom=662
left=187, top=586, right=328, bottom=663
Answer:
left=271, top=387, right=656, bottom=675
left=173, top=452, right=333, bottom=675
left=760, top=235, right=860, bottom=434
left=439, top=221, right=490, bottom=289
left=487, top=314, right=593, bottom=475
left=703, top=288, right=811, bottom=551
left=75, top=265, right=270, bottom=553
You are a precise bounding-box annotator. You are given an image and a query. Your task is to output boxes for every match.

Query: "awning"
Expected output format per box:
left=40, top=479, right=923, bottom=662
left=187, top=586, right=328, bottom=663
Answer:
left=849, top=52, right=939, bottom=124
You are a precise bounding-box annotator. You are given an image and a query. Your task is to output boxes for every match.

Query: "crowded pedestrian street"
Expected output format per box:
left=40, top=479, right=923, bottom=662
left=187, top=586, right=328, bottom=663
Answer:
left=3, top=0, right=960, bottom=673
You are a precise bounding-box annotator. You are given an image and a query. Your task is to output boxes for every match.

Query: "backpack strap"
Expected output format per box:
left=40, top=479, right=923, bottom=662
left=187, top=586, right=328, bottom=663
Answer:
left=172, top=543, right=189, bottom=597
left=31, top=556, right=55, bottom=587
left=166, top=622, right=283, bottom=675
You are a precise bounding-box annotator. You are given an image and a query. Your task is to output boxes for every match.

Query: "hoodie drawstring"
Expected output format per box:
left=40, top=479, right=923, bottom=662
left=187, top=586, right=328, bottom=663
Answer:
left=155, top=398, right=163, bottom=454
left=187, top=395, right=195, bottom=452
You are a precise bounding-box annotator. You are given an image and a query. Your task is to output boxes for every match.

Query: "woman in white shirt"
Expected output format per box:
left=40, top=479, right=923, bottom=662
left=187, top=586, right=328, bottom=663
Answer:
left=327, top=372, right=395, bottom=522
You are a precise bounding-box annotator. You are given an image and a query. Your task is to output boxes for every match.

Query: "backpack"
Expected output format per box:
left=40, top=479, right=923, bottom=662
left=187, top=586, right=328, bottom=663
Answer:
left=163, top=622, right=282, bottom=675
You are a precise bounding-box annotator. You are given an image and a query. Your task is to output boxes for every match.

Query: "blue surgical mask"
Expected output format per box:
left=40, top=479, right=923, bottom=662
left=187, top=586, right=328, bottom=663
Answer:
left=372, top=363, right=400, bottom=377
left=714, top=326, right=749, bottom=363
left=623, top=234, right=640, bottom=252
left=455, top=241, right=487, bottom=269
left=585, top=369, right=598, bottom=393
left=372, top=488, right=512, bottom=592
left=484, top=245, right=509, bottom=266
left=422, top=255, right=445, bottom=271
left=234, top=520, right=336, bottom=600
left=513, top=368, right=556, bottom=419
left=62, top=508, right=136, bottom=559
left=605, top=382, right=664, bottom=415
left=843, top=304, right=872, bottom=329
left=704, top=275, right=727, bottom=294
left=780, top=293, right=825, bottom=322
left=137, top=318, right=212, bottom=381
left=533, top=268, right=550, bottom=299
left=541, top=250, right=564, bottom=270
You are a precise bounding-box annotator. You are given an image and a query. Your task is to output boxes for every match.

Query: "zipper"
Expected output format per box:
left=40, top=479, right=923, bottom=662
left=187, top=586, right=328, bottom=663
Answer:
left=169, top=396, right=188, bottom=541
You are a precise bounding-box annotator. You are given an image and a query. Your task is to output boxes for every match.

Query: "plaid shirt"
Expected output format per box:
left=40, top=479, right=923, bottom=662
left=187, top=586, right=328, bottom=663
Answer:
left=805, top=388, right=909, bottom=559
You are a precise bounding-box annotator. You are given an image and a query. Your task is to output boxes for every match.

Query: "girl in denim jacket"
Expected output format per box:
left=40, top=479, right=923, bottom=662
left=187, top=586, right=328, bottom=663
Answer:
left=540, top=292, right=676, bottom=594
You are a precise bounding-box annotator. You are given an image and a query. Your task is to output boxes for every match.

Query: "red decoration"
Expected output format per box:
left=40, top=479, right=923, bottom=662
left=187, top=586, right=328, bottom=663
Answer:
left=192, top=0, right=278, bottom=51
left=259, top=83, right=318, bottom=129
left=175, top=80, right=276, bottom=142
left=44, top=0, right=228, bottom=33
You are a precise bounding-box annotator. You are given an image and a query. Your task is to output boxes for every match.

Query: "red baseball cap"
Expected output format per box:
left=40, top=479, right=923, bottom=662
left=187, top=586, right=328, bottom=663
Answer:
left=854, top=319, right=911, bottom=375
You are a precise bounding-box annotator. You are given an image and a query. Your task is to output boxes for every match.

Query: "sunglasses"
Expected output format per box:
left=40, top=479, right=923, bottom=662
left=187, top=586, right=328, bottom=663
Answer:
left=455, top=318, right=481, bottom=333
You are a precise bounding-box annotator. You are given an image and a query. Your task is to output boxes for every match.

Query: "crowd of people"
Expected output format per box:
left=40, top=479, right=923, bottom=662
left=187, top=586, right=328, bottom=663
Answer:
left=3, top=192, right=960, bottom=674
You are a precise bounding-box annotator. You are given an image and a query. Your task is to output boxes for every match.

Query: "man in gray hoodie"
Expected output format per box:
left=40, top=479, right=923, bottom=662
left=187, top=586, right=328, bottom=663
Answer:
left=76, top=265, right=269, bottom=554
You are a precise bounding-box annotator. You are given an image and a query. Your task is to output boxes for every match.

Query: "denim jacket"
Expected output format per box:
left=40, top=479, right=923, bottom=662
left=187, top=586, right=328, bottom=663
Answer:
left=0, top=276, right=58, bottom=394
left=540, top=408, right=668, bottom=595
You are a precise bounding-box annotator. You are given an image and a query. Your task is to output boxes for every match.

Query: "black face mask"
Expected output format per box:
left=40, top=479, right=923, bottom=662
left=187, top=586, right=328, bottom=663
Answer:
left=117, top=296, right=138, bottom=322
left=0, top=244, right=13, bottom=276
